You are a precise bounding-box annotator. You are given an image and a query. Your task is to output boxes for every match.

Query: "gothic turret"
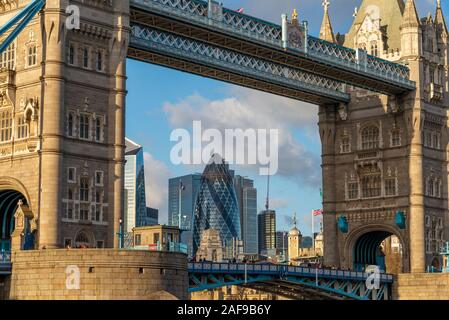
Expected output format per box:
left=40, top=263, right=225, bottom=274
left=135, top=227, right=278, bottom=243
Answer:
left=319, top=0, right=336, bottom=43
left=401, top=0, right=420, bottom=29
left=400, top=0, right=422, bottom=58
left=435, top=0, right=448, bottom=42
left=344, top=0, right=405, bottom=53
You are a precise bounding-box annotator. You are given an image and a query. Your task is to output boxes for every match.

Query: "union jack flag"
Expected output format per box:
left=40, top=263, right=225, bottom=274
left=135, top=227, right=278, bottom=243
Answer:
left=312, top=209, right=323, bottom=216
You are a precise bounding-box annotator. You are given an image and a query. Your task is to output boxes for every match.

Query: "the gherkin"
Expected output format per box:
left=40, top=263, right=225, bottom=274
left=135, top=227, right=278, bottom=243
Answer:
left=192, top=154, right=241, bottom=257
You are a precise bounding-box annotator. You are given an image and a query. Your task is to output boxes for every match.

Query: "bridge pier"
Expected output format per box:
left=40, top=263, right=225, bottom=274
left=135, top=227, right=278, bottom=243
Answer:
left=319, top=104, right=340, bottom=269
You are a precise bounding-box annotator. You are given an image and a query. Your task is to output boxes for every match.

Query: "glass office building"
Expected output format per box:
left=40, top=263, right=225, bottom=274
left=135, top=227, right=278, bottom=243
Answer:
left=124, top=138, right=147, bottom=232
left=234, top=175, right=258, bottom=254
left=168, top=173, right=202, bottom=257
left=258, top=209, right=276, bottom=254
left=145, top=207, right=159, bottom=226
left=192, top=155, right=241, bottom=258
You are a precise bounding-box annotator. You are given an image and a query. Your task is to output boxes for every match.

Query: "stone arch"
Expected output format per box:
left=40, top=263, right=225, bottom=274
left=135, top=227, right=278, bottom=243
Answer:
left=0, top=177, right=32, bottom=207
left=74, top=229, right=95, bottom=248
left=0, top=178, right=34, bottom=252
left=344, top=224, right=409, bottom=273
left=430, top=256, right=441, bottom=271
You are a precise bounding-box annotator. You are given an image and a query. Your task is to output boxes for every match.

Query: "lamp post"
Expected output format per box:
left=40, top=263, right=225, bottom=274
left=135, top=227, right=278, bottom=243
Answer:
left=118, top=218, right=123, bottom=249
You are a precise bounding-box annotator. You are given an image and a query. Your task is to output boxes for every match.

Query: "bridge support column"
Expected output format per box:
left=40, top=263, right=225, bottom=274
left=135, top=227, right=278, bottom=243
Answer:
left=407, top=105, right=425, bottom=273
left=319, top=104, right=339, bottom=268
left=37, top=1, right=68, bottom=249
left=110, top=0, right=129, bottom=248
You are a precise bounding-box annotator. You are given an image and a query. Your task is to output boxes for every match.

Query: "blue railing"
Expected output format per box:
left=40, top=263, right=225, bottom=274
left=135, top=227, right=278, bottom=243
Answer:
left=188, top=262, right=394, bottom=283
left=0, top=250, right=11, bottom=264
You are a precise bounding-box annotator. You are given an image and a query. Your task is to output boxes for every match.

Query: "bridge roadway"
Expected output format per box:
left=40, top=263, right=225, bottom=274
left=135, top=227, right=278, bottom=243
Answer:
left=188, top=262, right=394, bottom=300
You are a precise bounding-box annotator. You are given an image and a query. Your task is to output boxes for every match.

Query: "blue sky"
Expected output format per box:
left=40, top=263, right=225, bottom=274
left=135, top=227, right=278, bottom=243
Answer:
left=126, top=0, right=446, bottom=235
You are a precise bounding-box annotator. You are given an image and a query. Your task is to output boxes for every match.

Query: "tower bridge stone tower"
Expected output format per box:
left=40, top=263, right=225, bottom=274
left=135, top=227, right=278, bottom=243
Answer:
left=320, top=0, right=449, bottom=273
left=0, top=0, right=129, bottom=250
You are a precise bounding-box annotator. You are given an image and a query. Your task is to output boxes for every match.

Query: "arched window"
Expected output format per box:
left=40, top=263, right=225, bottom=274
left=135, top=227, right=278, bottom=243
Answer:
left=95, top=117, right=102, bottom=142
left=0, top=43, right=16, bottom=70
left=83, top=48, right=89, bottom=68
left=361, top=174, right=381, bottom=198
left=370, top=41, right=378, bottom=56
left=16, top=115, right=28, bottom=139
left=391, top=129, right=401, bottom=147
left=68, top=113, right=74, bottom=137
left=0, top=110, right=12, bottom=142
left=361, top=166, right=381, bottom=198
left=80, top=178, right=89, bottom=202
left=361, top=126, right=379, bottom=150
left=75, top=232, right=90, bottom=248
left=79, top=114, right=90, bottom=139
left=96, top=51, right=103, bottom=71
left=69, top=44, right=75, bottom=65
left=27, top=44, right=37, bottom=67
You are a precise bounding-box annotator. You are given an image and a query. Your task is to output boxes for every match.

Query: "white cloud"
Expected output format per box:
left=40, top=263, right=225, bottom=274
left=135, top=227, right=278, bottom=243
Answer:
left=163, top=86, right=321, bottom=187
left=270, top=198, right=289, bottom=210
left=144, top=152, right=171, bottom=224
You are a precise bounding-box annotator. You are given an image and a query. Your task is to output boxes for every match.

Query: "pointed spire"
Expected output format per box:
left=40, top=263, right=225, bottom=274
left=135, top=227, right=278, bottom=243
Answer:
left=319, top=0, right=336, bottom=43
left=435, top=0, right=448, bottom=36
left=401, top=0, right=420, bottom=29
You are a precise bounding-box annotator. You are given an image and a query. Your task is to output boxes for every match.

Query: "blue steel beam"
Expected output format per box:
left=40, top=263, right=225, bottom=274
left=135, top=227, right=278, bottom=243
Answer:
left=129, top=24, right=350, bottom=104
left=188, top=263, right=394, bottom=300
left=129, top=0, right=415, bottom=94
left=189, top=273, right=275, bottom=293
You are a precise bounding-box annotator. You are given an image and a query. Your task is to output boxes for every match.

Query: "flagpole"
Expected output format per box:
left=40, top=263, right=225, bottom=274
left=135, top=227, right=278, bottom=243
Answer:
left=312, top=210, right=315, bottom=252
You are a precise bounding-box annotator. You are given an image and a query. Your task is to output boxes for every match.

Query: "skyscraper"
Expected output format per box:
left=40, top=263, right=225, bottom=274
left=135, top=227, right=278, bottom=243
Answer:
left=192, top=155, right=241, bottom=258
left=168, top=173, right=202, bottom=257
left=258, top=210, right=276, bottom=254
left=145, top=207, right=159, bottom=226
left=234, top=176, right=258, bottom=254
left=124, top=138, right=147, bottom=233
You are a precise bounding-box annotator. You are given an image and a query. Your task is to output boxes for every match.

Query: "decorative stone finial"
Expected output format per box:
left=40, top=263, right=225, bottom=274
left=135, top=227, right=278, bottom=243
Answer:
left=292, top=8, right=298, bottom=21
left=322, top=0, right=330, bottom=12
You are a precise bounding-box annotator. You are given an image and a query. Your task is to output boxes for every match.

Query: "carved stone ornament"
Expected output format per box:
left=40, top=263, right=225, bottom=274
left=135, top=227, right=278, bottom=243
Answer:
left=338, top=103, right=348, bottom=120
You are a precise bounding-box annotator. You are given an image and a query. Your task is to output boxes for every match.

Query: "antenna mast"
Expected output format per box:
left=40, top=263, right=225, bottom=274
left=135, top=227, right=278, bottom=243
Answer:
left=265, top=174, right=270, bottom=210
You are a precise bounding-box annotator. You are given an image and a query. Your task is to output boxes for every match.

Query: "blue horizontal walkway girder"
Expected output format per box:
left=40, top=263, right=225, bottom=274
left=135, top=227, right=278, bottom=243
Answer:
left=129, top=0, right=415, bottom=94
left=129, top=25, right=350, bottom=104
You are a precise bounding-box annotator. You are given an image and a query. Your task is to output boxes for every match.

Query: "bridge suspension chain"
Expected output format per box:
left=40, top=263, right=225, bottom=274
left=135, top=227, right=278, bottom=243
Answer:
left=0, top=0, right=46, bottom=55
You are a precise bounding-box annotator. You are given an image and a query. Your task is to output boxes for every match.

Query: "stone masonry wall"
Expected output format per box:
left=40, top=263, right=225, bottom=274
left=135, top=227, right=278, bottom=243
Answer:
left=393, top=273, right=449, bottom=300
left=6, top=249, right=188, bottom=300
